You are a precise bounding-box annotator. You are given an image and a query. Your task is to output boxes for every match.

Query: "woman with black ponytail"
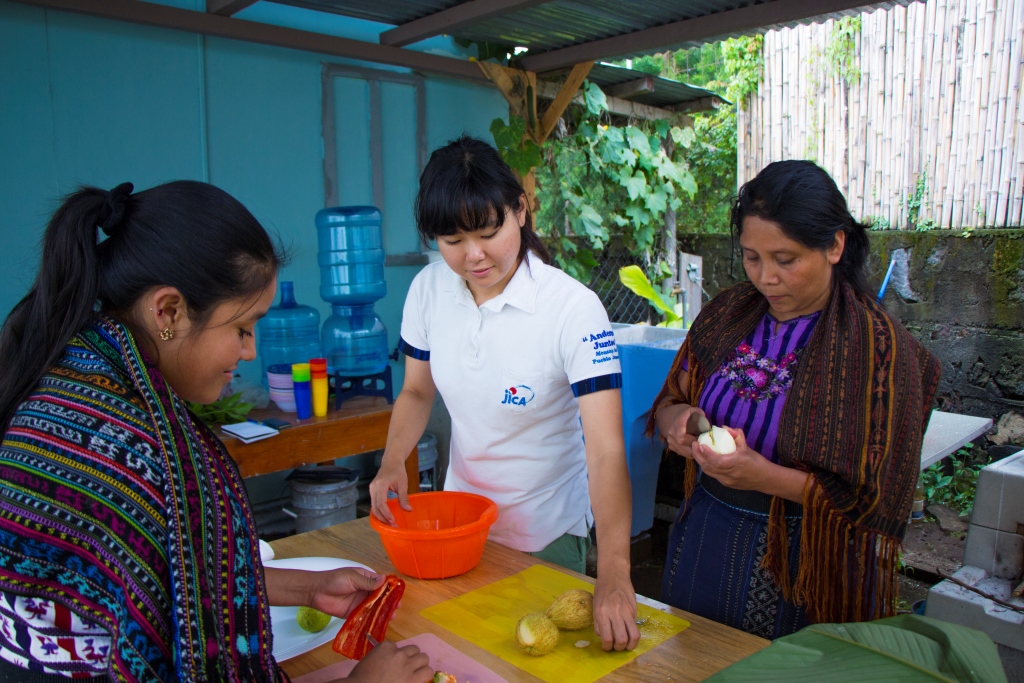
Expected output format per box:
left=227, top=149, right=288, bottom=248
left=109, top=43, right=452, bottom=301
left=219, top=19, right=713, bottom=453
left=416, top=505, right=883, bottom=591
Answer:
left=0, top=182, right=431, bottom=682
left=649, top=161, right=940, bottom=638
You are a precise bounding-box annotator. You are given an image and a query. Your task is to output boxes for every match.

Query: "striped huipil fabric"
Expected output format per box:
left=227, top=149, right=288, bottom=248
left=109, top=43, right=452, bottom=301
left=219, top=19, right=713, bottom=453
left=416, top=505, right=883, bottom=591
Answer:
left=0, top=317, right=284, bottom=682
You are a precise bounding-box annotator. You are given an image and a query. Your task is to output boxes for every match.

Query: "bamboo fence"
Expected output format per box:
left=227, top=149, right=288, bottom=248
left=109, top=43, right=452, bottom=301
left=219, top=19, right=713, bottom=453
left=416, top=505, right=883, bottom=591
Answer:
left=737, top=0, right=1024, bottom=229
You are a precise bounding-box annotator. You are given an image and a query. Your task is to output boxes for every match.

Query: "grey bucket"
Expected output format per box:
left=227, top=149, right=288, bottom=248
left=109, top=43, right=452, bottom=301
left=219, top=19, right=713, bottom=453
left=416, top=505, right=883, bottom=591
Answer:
left=283, top=472, right=358, bottom=533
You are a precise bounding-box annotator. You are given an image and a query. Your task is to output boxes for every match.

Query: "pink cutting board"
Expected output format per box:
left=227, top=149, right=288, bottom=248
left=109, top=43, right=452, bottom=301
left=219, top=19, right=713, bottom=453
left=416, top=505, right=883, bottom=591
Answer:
left=292, top=633, right=510, bottom=683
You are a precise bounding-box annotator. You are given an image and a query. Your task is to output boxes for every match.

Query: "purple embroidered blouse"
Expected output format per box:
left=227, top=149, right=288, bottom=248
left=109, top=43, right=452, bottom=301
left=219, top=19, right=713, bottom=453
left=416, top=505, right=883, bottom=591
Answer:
left=695, top=311, right=820, bottom=463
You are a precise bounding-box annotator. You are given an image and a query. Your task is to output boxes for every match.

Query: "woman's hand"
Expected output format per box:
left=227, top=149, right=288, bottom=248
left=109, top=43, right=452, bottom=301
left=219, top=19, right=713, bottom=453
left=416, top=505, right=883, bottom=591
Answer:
left=369, top=460, right=412, bottom=526
left=693, top=427, right=812, bottom=502
left=655, top=403, right=708, bottom=458
left=593, top=570, right=640, bottom=652
left=691, top=426, right=769, bottom=491
left=308, top=567, right=385, bottom=619
left=342, top=640, right=433, bottom=683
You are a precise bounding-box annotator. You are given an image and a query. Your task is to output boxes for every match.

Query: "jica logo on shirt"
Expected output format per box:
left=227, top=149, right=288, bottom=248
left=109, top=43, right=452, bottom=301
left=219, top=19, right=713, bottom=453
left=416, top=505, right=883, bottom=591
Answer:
left=501, top=385, right=535, bottom=406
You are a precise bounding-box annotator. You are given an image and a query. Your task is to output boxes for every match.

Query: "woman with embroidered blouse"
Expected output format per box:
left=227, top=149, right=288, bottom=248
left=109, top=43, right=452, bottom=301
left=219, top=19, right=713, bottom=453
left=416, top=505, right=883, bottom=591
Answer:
left=649, top=161, right=940, bottom=638
left=0, top=182, right=432, bottom=682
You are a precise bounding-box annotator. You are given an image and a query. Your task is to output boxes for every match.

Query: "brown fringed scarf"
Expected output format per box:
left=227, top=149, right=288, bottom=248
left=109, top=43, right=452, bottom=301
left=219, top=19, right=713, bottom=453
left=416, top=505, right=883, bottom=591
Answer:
left=646, top=278, right=940, bottom=624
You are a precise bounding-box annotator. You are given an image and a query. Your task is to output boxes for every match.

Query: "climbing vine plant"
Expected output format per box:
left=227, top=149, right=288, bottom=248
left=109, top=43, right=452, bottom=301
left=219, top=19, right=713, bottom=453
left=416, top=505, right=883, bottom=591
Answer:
left=492, top=81, right=698, bottom=283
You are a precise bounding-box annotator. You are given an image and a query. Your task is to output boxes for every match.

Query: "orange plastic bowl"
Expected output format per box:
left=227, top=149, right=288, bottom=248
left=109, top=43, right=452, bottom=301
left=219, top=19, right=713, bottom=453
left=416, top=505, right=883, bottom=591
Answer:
left=369, top=491, right=498, bottom=579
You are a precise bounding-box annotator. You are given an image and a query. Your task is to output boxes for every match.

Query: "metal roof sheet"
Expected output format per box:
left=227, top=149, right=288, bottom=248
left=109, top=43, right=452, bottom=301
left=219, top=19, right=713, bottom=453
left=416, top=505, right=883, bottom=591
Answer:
left=545, top=62, right=725, bottom=108
left=275, top=0, right=914, bottom=58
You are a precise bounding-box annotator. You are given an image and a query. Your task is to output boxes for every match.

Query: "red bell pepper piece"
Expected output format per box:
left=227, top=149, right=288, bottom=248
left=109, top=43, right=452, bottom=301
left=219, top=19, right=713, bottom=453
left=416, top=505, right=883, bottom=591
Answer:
left=331, top=574, right=405, bottom=660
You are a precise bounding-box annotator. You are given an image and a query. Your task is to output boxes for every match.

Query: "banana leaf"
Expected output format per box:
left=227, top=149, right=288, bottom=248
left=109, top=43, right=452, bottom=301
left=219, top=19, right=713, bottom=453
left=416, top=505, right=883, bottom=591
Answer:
left=618, top=265, right=681, bottom=324
left=707, top=615, right=1007, bottom=683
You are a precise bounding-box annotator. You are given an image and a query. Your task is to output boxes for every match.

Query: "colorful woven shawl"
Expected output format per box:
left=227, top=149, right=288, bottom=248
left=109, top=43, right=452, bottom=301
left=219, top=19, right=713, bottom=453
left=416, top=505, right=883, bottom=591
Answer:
left=0, top=317, right=282, bottom=681
left=648, top=279, right=940, bottom=623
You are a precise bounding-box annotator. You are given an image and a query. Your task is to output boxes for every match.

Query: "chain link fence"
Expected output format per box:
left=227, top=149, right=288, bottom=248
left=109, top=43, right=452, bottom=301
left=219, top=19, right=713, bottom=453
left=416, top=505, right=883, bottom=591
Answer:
left=540, top=236, right=656, bottom=325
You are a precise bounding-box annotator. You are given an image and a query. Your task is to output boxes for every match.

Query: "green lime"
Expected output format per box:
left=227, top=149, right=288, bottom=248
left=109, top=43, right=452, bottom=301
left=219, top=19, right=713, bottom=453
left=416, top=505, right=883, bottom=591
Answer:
left=295, top=606, right=331, bottom=633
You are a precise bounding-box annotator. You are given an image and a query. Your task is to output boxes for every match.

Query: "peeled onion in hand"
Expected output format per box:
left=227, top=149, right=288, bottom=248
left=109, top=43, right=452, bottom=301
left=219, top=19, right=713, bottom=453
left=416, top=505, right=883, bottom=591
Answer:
left=696, top=426, right=737, bottom=454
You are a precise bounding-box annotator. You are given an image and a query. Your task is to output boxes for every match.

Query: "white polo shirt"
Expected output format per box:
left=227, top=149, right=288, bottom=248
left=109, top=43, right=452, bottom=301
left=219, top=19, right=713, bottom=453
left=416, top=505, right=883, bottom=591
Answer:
left=398, top=253, right=622, bottom=552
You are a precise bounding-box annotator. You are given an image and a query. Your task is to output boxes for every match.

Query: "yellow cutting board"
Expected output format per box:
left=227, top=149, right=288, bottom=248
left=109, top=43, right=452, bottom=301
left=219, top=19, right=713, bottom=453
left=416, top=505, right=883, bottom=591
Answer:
left=421, top=565, right=689, bottom=683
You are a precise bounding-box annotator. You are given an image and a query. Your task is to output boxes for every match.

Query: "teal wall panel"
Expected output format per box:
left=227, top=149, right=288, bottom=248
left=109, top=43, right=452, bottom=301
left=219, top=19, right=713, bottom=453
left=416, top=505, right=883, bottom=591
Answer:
left=425, top=78, right=508, bottom=150
left=0, top=0, right=506, bottom=410
left=333, top=77, right=374, bottom=207
left=0, top=3, right=59, bottom=316
left=46, top=12, right=205, bottom=191
left=380, top=81, right=419, bottom=256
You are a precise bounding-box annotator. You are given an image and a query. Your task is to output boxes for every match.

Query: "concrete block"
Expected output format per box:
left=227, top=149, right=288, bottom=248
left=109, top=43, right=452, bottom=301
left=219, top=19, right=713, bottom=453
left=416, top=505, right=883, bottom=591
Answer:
left=969, top=451, right=1024, bottom=535
left=926, top=566, right=1024, bottom=651
left=964, top=525, right=1024, bottom=581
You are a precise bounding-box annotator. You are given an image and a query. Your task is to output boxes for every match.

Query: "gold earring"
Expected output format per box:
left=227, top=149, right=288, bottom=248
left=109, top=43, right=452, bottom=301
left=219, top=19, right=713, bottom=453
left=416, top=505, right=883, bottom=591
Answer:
left=160, top=327, right=174, bottom=341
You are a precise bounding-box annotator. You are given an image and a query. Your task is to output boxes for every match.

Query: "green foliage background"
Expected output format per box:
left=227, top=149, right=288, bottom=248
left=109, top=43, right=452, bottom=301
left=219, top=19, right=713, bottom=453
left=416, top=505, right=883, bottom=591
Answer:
left=490, top=37, right=766, bottom=285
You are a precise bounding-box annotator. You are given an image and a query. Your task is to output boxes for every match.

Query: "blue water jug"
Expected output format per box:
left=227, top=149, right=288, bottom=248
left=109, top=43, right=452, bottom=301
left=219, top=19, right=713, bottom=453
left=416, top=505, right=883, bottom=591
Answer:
left=315, top=206, right=387, bottom=306
left=257, top=281, right=322, bottom=386
left=322, top=305, right=389, bottom=376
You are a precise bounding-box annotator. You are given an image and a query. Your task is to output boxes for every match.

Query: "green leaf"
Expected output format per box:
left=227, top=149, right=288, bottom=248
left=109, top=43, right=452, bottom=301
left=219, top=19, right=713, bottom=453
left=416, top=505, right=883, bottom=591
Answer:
left=653, top=119, right=671, bottom=138
left=618, top=266, right=681, bottom=322
left=577, top=203, right=605, bottom=238
left=489, top=116, right=542, bottom=175
left=186, top=394, right=254, bottom=427
left=678, top=170, right=698, bottom=198
left=671, top=126, right=696, bottom=148
left=646, top=189, right=668, bottom=214
left=583, top=81, right=608, bottom=116
left=621, top=171, right=648, bottom=200
left=706, top=615, right=1007, bottom=683
left=616, top=147, right=638, bottom=167
left=626, top=126, right=652, bottom=156
left=577, top=122, right=599, bottom=142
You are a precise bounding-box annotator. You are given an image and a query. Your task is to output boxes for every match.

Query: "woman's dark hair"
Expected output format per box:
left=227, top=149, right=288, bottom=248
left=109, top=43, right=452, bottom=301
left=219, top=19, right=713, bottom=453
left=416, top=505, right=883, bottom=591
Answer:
left=415, top=135, right=551, bottom=265
left=731, top=160, right=870, bottom=296
left=0, top=180, right=285, bottom=431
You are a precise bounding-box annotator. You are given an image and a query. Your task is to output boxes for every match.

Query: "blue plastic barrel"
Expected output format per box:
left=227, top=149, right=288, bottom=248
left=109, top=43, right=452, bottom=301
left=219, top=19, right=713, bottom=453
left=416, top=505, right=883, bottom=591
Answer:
left=257, top=281, right=322, bottom=386
left=315, top=206, right=387, bottom=306
left=613, top=324, right=687, bottom=537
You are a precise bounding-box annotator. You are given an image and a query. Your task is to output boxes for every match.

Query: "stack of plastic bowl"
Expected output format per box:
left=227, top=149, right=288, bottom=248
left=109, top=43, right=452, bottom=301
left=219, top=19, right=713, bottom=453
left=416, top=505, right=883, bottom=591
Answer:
left=267, top=364, right=296, bottom=412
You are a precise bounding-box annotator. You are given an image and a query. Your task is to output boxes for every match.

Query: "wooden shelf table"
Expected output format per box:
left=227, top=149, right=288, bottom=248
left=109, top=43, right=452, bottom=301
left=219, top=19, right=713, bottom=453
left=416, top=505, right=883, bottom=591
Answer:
left=221, top=396, right=419, bottom=493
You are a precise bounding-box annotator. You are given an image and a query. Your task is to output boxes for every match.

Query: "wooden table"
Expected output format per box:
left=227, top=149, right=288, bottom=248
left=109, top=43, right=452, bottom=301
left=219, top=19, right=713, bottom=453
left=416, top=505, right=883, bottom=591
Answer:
left=222, top=397, right=419, bottom=492
left=272, top=518, right=767, bottom=682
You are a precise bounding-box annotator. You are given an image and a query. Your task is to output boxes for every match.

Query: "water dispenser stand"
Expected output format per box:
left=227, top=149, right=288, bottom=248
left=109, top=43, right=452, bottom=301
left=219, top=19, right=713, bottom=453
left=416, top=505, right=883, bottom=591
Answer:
left=332, top=365, right=394, bottom=408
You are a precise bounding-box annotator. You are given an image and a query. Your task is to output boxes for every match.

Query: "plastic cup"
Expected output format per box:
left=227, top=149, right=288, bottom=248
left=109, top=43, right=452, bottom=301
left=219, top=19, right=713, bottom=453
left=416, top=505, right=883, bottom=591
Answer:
left=293, top=380, right=312, bottom=419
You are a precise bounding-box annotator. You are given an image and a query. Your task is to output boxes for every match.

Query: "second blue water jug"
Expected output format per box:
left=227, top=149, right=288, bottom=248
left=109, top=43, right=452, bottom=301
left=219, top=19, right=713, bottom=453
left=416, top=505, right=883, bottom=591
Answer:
left=316, top=206, right=387, bottom=306
left=257, top=281, right=322, bottom=386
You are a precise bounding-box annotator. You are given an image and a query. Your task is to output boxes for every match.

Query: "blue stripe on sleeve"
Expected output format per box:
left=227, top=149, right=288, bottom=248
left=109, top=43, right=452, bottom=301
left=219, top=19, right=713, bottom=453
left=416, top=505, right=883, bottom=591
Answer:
left=398, top=337, right=430, bottom=361
left=571, top=373, right=623, bottom=398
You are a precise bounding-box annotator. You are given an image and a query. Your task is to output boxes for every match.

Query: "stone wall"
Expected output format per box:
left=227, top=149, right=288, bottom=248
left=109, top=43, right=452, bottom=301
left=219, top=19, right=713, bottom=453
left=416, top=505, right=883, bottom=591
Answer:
left=678, top=230, right=1024, bottom=446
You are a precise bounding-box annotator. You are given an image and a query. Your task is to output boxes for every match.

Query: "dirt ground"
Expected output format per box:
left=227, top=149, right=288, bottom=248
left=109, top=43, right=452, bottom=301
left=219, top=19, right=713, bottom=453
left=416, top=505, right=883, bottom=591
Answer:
left=626, top=514, right=964, bottom=616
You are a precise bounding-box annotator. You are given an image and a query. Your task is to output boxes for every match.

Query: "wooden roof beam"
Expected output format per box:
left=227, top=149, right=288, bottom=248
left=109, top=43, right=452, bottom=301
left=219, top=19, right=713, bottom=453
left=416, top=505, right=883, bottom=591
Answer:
left=380, top=0, right=553, bottom=47
left=670, top=96, right=725, bottom=114
left=535, top=80, right=692, bottom=125
left=521, top=0, right=906, bottom=73
left=537, top=61, right=593, bottom=142
left=603, top=76, right=655, bottom=100
left=206, top=0, right=257, bottom=17
left=11, top=0, right=489, bottom=84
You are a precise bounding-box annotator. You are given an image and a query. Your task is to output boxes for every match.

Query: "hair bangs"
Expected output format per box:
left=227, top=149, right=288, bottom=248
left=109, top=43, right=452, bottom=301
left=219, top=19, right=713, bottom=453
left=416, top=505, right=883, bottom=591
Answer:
left=418, top=172, right=512, bottom=239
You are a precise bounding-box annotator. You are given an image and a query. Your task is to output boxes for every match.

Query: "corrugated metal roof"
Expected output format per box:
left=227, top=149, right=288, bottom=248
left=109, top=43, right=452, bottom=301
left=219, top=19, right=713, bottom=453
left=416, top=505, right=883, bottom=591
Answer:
left=275, top=0, right=915, bottom=58
left=545, top=62, right=725, bottom=109
left=277, top=0, right=458, bottom=27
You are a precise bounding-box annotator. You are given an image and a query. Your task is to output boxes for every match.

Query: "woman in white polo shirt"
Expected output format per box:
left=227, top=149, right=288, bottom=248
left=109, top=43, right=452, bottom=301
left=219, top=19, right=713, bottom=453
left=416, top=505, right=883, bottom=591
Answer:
left=369, top=136, right=639, bottom=652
